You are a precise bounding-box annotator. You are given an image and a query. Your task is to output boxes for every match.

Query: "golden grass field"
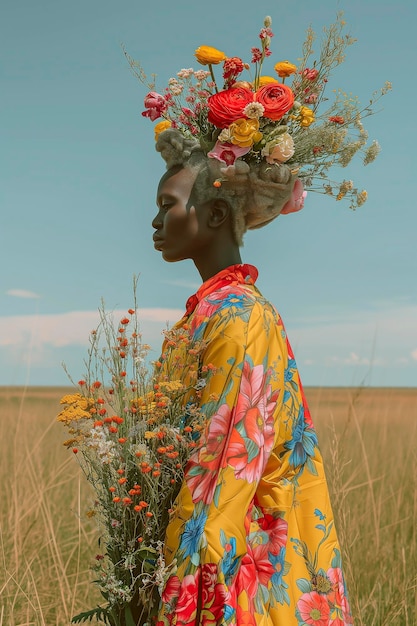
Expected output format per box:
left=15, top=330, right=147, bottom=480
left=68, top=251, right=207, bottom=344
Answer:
left=1, top=385, right=416, bottom=625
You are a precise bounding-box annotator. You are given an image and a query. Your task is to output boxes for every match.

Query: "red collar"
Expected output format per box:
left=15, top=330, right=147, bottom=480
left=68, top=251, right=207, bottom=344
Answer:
left=185, top=264, right=258, bottom=315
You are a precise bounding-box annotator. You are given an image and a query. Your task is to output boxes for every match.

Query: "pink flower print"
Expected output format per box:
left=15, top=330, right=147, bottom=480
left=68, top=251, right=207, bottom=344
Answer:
left=227, top=362, right=277, bottom=482
left=200, top=404, right=231, bottom=467
left=235, top=544, right=258, bottom=602
left=327, top=567, right=353, bottom=624
left=251, top=542, right=275, bottom=586
left=297, top=591, right=331, bottom=625
left=257, top=514, right=288, bottom=555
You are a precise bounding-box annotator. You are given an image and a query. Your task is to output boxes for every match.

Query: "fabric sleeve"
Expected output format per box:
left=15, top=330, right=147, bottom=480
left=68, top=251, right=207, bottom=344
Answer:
left=158, top=297, right=288, bottom=626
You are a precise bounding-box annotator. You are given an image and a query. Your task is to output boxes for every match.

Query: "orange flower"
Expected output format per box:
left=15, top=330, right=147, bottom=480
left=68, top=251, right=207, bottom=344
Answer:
left=109, top=426, right=118, bottom=434
left=122, top=497, right=133, bottom=505
left=120, top=371, right=127, bottom=377
left=119, top=351, right=126, bottom=358
left=128, top=308, right=135, bottom=315
left=329, top=115, right=345, bottom=124
left=274, top=60, right=297, bottom=78
left=98, top=408, right=107, bottom=416
left=72, top=447, right=78, bottom=454
left=92, top=381, right=101, bottom=389
left=145, top=511, right=153, bottom=518
left=113, top=496, right=121, bottom=503
left=109, top=486, right=116, bottom=493
left=93, top=420, right=103, bottom=428
left=118, top=437, right=127, bottom=444
left=97, top=397, right=105, bottom=404
left=117, top=469, right=125, bottom=475
left=194, top=45, right=226, bottom=65
left=118, top=477, right=127, bottom=485
left=120, top=317, right=130, bottom=325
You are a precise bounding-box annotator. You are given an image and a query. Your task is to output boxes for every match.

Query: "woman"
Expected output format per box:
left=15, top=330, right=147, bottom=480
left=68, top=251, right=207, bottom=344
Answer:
left=151, top=129, right=352, bottom=626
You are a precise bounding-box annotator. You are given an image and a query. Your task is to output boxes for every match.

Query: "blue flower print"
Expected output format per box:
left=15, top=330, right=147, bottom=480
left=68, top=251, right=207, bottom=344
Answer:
left=285, top=406, right=318, bottom=468
left=179, top=509, right=208, bottom=558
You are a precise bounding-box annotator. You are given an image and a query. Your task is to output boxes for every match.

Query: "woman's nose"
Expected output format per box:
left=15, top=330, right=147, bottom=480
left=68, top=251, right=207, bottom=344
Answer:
left=152, top=211, right=163, bottom=229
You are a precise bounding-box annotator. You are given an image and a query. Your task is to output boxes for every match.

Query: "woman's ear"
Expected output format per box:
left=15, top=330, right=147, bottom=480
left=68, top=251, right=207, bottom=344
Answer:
left=207, top=199, right=231, bottom=229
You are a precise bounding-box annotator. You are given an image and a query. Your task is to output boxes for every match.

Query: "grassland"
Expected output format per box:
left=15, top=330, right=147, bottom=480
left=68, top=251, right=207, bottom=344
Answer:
left=0, top=386, right=416, bottom=625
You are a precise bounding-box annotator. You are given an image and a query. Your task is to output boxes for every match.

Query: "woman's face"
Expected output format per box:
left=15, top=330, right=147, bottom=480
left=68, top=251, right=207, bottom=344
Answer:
left=152, top=167, right=212, bottom=263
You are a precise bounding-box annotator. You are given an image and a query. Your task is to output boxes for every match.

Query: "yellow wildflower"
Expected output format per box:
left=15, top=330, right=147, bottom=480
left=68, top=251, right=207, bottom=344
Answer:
left=154, top=120, right=171, bottom=141
left=194, top=45, right=226, bottom=65
left=258, top=75, right=279, bottom=87
left=158, top=380, right=184, bottom=392
left=57, top=393, right=93, bottom=423
left=144, top=431, right=158, bottom=439
left=298, top=106, right=315, bottom=127
left=230, top=118, right=262, bottom=148
left=274, top=61, right=297, bottom=78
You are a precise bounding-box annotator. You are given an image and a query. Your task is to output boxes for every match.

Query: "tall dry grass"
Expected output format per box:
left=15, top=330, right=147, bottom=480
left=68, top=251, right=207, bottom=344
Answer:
left=0, top=385, right=416, bottom=625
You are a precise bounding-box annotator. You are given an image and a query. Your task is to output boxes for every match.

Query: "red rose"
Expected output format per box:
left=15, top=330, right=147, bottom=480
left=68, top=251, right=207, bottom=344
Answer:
left=207, top=87, right=254, bottom=128
left=162, top=575, right=181, bottom=604
left=201, top=563, right=218, bottom=606
left=175, top=572, right=200, bottom=625
left=255, top=83, right=294, bottom=121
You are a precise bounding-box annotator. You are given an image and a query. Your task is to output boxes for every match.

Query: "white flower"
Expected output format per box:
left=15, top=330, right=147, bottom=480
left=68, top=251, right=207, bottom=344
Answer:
left=177, top=68, right=194, bottom=79
left=218, top=128, right=232, bottom=143
left=262, top=133, right=295, bottom=163
left=243, top=102, right=265, bottom=119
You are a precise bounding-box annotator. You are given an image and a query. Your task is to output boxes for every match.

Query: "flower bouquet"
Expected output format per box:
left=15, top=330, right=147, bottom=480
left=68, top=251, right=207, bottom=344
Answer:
left=125, top=12, right=390, bottom=208
left=58, top=292, right=212, bottom=625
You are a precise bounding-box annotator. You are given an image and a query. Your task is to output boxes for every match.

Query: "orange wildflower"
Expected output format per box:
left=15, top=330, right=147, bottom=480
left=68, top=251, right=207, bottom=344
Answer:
left=120, top=317, right=130, bottom=325
left=128, top=308, right=135, bottom=315
left=109, top=426, right=118, bottom=434
left=118, top=477, right=127, bottom=485
left=92, top=381, right=101, bottom=389
left=118, top=437, right=127, bottom=444
left=113, top=497, right=121, bottom=503
left=72, top=447, right=78, bottom=454
left=109, top=487, right=116, bottom=493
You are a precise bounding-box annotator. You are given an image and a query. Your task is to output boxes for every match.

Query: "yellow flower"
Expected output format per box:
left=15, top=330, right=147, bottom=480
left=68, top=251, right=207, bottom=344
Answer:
left=274, top=61, right=297, bottom=78
left=229, top=118, right=262, bottom=148
left=258, top=75, right=279, bottom=87
left=154, top=120, right=171, bottom=141
left=298, top=106, right=315, bottom=127
left=57, top=393, right=93, bottom=423
left=144, top=431, right=158, bottom=439
left=194, top=45, right=227, bottom=65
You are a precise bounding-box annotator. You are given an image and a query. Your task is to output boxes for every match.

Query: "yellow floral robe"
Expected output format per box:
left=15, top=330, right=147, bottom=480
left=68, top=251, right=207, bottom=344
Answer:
left=156, top=264, right=352, bottom=626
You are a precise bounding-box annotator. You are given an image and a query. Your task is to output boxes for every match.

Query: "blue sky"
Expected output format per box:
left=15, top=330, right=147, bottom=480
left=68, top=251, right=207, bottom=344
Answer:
left=1, top=0, right=416, bottom=387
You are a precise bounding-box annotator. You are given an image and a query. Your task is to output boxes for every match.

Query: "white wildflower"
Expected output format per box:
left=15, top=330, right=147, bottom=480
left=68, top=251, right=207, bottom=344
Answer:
left=243, top=102, right=265, bottom=119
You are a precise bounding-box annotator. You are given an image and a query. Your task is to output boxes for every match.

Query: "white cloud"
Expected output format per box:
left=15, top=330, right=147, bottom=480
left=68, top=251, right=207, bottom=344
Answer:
left=0, top=308, right=184, bottom=349
left=6, top=289, right=40, bottom=299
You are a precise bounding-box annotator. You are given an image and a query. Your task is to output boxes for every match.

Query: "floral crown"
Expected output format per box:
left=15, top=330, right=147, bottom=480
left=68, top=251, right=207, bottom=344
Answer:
left=126, top=13, right=390, bottom=209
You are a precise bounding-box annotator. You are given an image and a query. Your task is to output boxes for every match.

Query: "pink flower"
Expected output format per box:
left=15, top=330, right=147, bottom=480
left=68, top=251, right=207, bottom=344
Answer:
left=223, top=56, right=245, bottom=80
left=303, top=68, right=319, bottom=81
left=297, top=591, right=331, bottom=626
left=304, top=93, right=318, bottom=104
left=280, top=178, right=307, bottom=214
left=208, top=141, right=251, bottom=166
left=142, top=91, right=167, bottom=121
left=327, top=567, right=353, bottom=624
left=251, top=47, right=262, bottom=63
left=235, top=545, right=258, bottom=601
left=227, top=362, right=277, bottom=483
left=251, top=543, right=275, bottom=586
left=257, top=514, right=288, bottom=555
